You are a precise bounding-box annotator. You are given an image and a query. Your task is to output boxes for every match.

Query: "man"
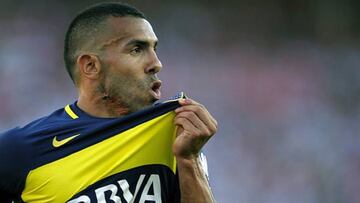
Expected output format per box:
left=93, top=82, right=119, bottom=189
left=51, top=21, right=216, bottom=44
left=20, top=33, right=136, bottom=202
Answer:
left=0, top=3, right=217, bottom=202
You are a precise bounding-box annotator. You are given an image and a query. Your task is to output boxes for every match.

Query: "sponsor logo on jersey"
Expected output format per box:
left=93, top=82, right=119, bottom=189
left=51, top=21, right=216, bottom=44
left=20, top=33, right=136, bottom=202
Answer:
left=67, top=174, right=162, bottom=203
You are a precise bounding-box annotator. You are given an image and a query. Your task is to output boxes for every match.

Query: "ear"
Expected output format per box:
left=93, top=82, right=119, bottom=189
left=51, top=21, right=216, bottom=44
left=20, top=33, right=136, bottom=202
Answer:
left=77, top=54, right=101, bottom=80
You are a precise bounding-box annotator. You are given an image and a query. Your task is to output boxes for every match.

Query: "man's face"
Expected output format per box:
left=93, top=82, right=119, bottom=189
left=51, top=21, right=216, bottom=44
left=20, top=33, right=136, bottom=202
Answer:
left=98, top=17, right=162, bottom=113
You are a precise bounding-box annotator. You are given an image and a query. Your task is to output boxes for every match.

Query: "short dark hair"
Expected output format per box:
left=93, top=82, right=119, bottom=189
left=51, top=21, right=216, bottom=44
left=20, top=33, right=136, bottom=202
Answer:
left=64, top=2, right=145, bottom=83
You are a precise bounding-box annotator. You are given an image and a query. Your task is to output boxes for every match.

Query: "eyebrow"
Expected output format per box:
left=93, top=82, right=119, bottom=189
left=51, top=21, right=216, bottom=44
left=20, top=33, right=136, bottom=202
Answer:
left=125, top=39, right=158, bottom=48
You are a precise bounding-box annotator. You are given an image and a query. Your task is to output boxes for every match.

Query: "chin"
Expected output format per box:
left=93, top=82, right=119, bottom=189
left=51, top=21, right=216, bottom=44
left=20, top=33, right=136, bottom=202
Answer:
left=135, top=97, right=157, bottom=111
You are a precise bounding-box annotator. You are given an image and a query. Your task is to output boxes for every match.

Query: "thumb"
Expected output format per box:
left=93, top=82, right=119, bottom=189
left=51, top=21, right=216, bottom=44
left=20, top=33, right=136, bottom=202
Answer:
left=176, top=125, right=184, bottom=137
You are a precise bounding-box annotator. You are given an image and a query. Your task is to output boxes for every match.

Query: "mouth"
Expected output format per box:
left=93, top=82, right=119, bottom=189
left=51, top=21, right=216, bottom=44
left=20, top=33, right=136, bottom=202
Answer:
left=149, top=80, right=162, bottom=100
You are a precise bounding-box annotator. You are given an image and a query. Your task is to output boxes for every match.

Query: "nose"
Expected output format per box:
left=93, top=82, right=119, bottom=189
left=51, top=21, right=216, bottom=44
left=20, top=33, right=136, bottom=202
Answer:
left=145, top=50, right=162, bottom=74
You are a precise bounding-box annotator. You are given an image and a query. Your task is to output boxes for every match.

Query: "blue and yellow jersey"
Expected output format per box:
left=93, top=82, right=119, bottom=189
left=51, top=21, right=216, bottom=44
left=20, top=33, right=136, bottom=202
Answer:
left=0, top=93, right=187, bottom=203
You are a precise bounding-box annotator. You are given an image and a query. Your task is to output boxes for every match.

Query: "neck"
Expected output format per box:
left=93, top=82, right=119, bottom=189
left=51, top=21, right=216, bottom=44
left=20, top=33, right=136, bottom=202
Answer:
left=77, top=89, right=129, bottom=118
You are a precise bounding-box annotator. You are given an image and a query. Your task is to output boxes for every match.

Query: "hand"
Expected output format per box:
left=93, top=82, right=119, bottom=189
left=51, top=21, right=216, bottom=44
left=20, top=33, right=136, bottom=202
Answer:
left=173, top=99, right=218, bottom=160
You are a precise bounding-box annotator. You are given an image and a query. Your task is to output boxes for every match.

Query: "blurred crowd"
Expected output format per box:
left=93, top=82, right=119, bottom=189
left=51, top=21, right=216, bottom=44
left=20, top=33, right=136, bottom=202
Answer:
left=0, top=0, right=359, bottom=202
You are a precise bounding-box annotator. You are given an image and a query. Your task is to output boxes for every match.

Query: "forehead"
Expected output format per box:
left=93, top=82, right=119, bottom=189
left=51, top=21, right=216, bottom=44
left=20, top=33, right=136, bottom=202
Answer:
left=105, top=16, right=158, bottom=46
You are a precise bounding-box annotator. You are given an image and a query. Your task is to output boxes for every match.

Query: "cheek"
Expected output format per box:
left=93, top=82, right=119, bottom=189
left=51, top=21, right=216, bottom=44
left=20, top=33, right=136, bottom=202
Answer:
left=103, top=53, right=147, bottom=84
left=113, top=58, right=144, bottom=77
left=108, top=74, right=144, bottom=92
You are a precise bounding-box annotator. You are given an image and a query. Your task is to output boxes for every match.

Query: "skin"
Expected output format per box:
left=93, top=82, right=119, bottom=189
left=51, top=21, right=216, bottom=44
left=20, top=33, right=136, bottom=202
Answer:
left=75, top=16, right=217, bottom=202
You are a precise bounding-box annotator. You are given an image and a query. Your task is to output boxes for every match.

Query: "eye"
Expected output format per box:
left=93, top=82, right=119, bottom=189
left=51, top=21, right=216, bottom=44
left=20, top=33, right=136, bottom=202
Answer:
left=130, top=46, right=142, bottom=55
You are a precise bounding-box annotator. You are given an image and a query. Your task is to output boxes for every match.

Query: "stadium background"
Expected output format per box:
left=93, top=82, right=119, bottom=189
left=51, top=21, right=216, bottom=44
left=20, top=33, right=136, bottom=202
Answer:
left=0, top=0, right=359, bottom=202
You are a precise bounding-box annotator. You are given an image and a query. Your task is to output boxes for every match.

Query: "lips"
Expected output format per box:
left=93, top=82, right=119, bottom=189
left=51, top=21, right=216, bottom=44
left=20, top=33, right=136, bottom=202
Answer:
left=149, top=80, right=162, bottom=100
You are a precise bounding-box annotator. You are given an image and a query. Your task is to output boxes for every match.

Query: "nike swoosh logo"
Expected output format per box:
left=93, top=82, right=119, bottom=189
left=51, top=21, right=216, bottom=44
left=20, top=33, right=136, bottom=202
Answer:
left=52, top=134, right=80, bottom=148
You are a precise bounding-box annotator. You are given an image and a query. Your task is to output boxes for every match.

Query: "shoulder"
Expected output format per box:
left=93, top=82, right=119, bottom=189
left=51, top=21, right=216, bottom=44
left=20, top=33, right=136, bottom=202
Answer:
left=0, top=105, right=72, bottom=158
left=0, top=126, right=26, bottom=158
left=0, top=126, right=29, bottom=195
left=0, top=106, right=69, bottom=195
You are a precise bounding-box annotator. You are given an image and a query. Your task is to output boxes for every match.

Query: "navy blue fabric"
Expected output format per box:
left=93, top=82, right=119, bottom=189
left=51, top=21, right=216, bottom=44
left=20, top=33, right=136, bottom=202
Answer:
left=0, top=95, right=183, bottom=201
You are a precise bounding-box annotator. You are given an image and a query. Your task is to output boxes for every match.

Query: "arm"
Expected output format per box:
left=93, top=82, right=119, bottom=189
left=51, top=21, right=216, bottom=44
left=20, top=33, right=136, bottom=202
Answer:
left=173, top=99, right=217, bottom=203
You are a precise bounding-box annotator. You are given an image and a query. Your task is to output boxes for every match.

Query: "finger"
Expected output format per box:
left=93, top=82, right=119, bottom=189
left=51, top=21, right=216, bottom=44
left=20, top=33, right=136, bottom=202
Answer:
left=178, top=98, right=193, bottom=106
left=178, top=99, right=217, bottom=127
left=175, top=111, right=212, bottom=136
left=178, top=98, right=205, bottom=109
left=175, top=104, right=217, bottom=134
left=174, top=116, right=201, bottom=136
